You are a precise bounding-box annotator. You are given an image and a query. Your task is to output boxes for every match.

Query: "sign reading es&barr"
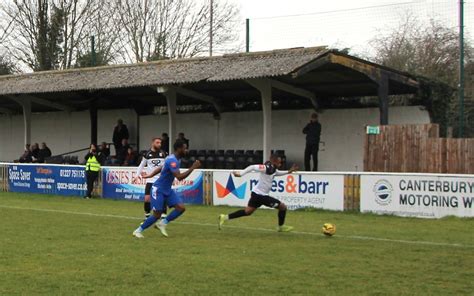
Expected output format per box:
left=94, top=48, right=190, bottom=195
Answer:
left=213, top=171, right=344, bottom=211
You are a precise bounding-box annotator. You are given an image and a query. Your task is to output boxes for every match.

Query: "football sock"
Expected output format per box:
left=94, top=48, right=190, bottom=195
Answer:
left=140, top=214, right=159, bottom=230
left=144, top=202, right=151, bottom=218
left=164, top=208, right=185, bottom=223
left=278, top=210, right=286, bottom=226
left=228, top=209, right=247, bottom=220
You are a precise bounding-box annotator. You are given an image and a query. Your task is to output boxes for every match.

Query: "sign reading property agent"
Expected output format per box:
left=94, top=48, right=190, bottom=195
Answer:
left=360, top=175, right=474, bottom=218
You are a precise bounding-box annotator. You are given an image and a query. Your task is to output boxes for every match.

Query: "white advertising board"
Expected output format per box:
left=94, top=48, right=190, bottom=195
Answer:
left=212, top=171, right=344, bottom=211
left=361, top=174, right=474, bottom=218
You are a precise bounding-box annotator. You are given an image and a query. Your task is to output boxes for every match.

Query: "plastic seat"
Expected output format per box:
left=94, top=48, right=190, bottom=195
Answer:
left=205, top=156, right=215, bottom=169
left=246, top=156, right=255, bottom=166
left=276, top=150, right=285, bottom=156
left=235, top=156, right=247, bottom=169
left=225, top=156, right=235, bottom=169
left=180, top=158, right=190, bottom=168
left=245, top=150, right=254, bottom=156
left=215, top=156, right=225, bottom=169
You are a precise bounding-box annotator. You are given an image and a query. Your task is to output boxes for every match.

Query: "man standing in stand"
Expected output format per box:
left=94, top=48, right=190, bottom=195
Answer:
left=303, top=113, right=321, bottom=171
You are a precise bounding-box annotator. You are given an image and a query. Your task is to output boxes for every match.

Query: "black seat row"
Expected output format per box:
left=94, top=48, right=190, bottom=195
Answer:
left=187, top=149, right=264, bottom=157
left=44, top=155, right=79, bottom=165
left=181, top=149, right=286, bottom=170
left=187, top=149, right=284, bottom=157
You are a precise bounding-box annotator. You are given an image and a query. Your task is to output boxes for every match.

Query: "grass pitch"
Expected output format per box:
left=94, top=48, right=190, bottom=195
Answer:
left=0, top=192, right=473, bottom=295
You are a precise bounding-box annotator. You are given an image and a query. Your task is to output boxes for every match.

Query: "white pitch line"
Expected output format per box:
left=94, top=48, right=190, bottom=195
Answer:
left=0, top=204, right=472, bottom=249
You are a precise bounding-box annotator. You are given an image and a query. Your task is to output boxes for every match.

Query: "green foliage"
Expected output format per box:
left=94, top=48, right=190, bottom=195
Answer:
left=0, top=192, right=473, bottom=295
left=34, top=1, right=65, bottom=71
left=75, top=50, right=109, bottom=68
left=371, top=16, right=474, bottom=137
left=416, top=77, right=456, bottom=137
left=0, top=55, right=15, bottom=75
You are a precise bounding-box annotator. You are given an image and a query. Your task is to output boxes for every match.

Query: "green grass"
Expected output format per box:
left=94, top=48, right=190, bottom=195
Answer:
left=0, top=192, right=473, bottom=295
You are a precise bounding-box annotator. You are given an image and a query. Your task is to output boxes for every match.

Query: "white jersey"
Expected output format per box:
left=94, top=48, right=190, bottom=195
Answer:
left=136, top=149, right=167, bottom=183
left=239, top=163, right=288, bottom=196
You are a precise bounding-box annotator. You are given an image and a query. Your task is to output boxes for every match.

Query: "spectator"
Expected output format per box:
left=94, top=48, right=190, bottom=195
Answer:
left=177, top=132, right=189, bottom=149
left=161, top=132, right=170, bottom=154
left=19, top=144, right=32, bottom=163
left=98, top=142, right=110, bottom=158
left=123, top=147, right=138, bottom=166
left=112, top=119, right=129, bottom=155
left=38, top=142, right=52, bottom=163
left=31, top=143, right=40, bottom=162
left=84, top=143, right=102, bottom=199
left=116, top=138, right=130, bottom=165
left=303, top=113, right=322, bottom=171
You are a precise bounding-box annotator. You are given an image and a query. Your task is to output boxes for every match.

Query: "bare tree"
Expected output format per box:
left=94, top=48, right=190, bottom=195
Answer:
left=74, top=0, right=124, bottom=67
left=371, top=14, right=472, bottom=87
left=0, top=0, right=119, bottom=71
left=0, top=0, right=239, bottom=70
left=114, top=0, right=239, bottom=63
left=370, top=14, right=474, bottom=136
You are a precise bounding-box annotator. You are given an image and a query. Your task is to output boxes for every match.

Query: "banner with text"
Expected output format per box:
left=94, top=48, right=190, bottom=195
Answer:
left=101, top=167, right=203, bottom=204
left=360, top=174, right=474, bottom=218
left=212, top=171, right=344, bottom=210
left=8, top=164, right=86, bottom=196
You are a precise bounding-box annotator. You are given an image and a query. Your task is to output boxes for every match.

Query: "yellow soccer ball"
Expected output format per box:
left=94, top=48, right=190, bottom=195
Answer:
left=322, top=223, right=336, bottom=236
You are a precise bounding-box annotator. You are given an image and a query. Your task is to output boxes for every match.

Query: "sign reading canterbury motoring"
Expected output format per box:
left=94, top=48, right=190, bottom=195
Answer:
left=361, top=174, right=474, bottom=218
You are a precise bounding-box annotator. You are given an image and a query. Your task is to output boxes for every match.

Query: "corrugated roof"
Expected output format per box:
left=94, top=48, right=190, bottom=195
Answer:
left=0, top=47, right=329, bottom=95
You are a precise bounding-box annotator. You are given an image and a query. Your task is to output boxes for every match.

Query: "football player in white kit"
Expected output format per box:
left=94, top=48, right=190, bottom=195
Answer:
left=135, top=137, right=167, bottom=220
left=218, top=154, right=298, bottom=232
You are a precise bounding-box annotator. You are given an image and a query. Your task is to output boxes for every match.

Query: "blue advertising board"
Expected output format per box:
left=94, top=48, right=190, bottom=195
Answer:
left=8, top=164, right=86, bottom=196
left=102, top=167, right=203, bottom=204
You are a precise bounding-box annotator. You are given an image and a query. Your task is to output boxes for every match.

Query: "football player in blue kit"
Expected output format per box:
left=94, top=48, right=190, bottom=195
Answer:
left=132, top=139, right=200, bottom=238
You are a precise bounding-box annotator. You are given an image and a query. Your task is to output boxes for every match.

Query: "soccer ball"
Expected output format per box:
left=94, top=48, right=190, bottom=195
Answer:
left=322, top=223, right=336, bottom=236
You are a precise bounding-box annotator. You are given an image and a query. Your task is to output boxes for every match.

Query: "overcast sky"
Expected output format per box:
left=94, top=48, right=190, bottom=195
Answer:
left=228, top=0, right=473, bottom=57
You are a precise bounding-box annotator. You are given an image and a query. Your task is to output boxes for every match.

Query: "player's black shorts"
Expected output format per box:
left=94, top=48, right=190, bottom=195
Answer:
left=248, top=192, right=281, bottom=209
left=145, top=183, right=153, bottom=195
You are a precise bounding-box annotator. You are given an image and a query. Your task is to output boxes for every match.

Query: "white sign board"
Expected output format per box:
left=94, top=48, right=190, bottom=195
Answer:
left=212, top=171, right=344, bottom=211
left=361, top=174, right=474, bottom=218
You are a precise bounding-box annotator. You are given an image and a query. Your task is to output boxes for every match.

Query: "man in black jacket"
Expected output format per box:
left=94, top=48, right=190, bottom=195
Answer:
left=161, top=132, right=170, bottom=154
left=19, top=144, right=32, bottom=163
left=112, top=119, right=129, bottom=155
left=303, top=113, right=321, bottom=171
left=38, top=142, right=52, bottom=163
left=177, top=132, right=189, bottom=149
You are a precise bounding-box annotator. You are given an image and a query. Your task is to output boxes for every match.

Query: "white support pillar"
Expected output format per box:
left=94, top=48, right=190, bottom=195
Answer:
left=5, top=96, right=32, bottom=145
left=162, top=88, right=177, bottom=153
left=261, top=83, right=272, bottom=162
left=246, top=79, right=272, bottom=161
left=20, top=98, right=32, bottom=146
